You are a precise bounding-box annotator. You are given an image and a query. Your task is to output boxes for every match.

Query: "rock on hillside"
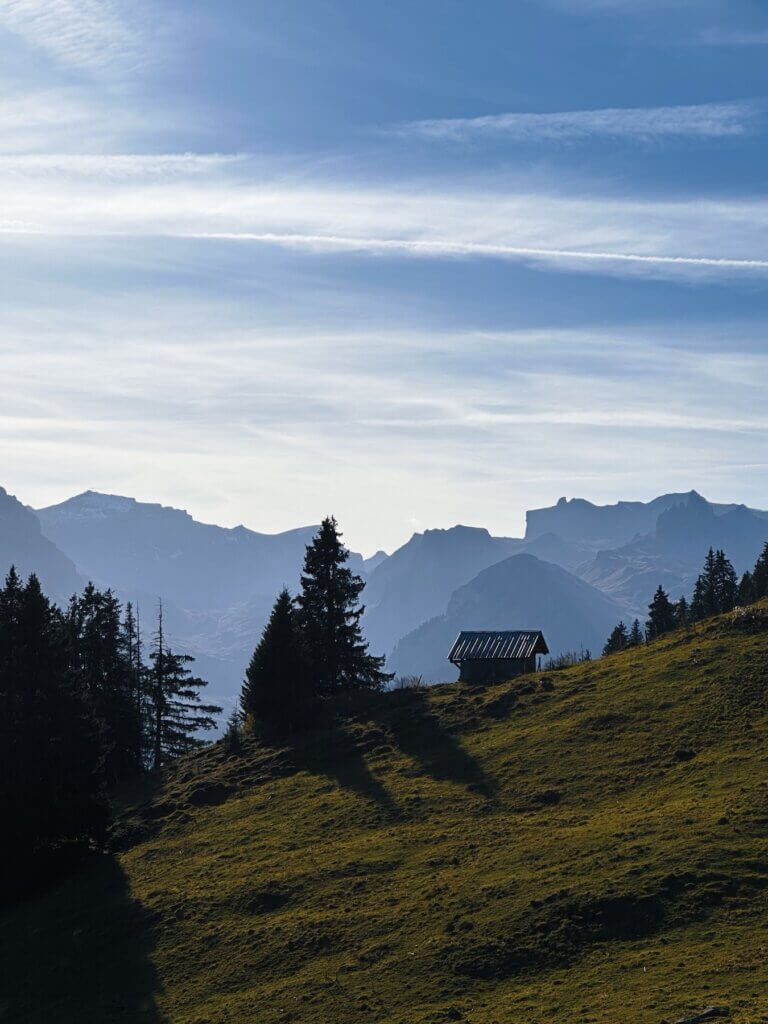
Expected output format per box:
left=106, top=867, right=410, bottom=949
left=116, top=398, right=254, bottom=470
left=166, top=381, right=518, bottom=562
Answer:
left=389, top=552, right=626, bottom=682
left=0, top=486, right=81, bottom=602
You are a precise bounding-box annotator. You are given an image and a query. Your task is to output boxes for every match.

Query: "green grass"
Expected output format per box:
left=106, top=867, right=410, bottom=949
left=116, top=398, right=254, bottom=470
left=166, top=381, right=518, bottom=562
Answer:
left=3, top=604, right=768, bottom=1024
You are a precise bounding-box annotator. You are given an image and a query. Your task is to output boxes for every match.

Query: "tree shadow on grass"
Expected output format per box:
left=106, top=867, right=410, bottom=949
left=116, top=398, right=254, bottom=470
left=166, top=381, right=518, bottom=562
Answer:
left=290, top=716, right=398, bottom=815
left=380, top=689, right=498, bottom=799
left=0, top=855, right=167, bottom=1024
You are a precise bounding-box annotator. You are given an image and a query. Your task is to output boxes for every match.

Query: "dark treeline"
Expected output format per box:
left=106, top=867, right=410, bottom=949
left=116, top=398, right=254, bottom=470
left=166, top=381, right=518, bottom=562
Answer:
left=0, top=569, right=220, bottom=898
left=238, top=516, right=392, bottom=740
left=603, top=541, right=768, bottom=655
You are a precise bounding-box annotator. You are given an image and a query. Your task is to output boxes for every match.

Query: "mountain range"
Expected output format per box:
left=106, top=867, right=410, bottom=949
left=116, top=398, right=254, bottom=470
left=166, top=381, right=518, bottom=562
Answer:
left=1, top=484, right=767, bottom=704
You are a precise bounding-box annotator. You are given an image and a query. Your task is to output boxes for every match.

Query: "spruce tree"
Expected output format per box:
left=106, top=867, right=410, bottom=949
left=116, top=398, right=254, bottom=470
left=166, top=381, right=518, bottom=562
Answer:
left=296, top=517, right=392, bottom=695
left=0, top=569, right=108, bottom=894
left=646, top=585, right=676, bottom=640
left=627, top=619, right=644, bottom=648
left=691, top=548, right=718, bottom=621
left=602, top=621, right=629, bottom=656
left=146, top=602, right=221, bottom=768
left=674, top=595, right=690, bottom=628
left=223, top=707, right=243, bottom=755
left=737, top=571, right=756, bottom=607
left=241, top=589, right=309, bottom=737
left=751, top=542, right=768, bottom=600
left=64, top=584, right=142, bottom=783
left=712, top=549, right=737, bottom=614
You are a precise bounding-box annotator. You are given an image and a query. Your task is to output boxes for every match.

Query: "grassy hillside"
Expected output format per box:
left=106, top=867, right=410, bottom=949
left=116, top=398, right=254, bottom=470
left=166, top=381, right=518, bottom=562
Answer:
left=4, top=604, right=768, bottom=1024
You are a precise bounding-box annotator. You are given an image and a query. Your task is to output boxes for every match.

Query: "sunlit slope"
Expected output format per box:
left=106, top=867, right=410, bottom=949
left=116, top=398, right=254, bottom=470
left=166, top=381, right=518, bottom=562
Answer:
left=4, top=605, right=768, bottom=1024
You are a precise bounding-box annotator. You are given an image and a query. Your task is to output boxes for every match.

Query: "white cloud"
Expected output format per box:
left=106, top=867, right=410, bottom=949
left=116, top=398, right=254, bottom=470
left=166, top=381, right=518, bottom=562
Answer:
left=186, top=231, right=768, bottom=276
left=0, top=0, right=141, bottom=73
left=0, top=152, right=245, bottom=177
left=1, top=316, right=767, bottom=551
left=395, top=101, right=758, bottom=142
left=1, top=160, right=768, bottom=281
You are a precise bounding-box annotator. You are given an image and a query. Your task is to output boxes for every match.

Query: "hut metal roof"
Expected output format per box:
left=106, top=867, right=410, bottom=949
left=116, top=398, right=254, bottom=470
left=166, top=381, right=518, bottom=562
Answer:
left=448, top=630, right=549, bottom=663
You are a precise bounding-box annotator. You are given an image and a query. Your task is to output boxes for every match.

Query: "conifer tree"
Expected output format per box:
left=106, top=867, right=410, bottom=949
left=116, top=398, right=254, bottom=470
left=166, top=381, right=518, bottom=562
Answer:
left=690, top=548, right=717, bottom=621
left=646, top=585, right=676, bottom=640
left=751, top=542, right=768, bottom=600
left=296, top=517, right=392, bottom=695
left=602, top=621, right=629, bottom=656
left=0, top=569, right=108, bottom=892
left=674, top=595, right=690, bottom=628
left=627, top=619, right=644, bottom=648
left=713, top=549, right=737, bottom=614
left=241, top=589, right=309, bottom=736
left=146, top=602, right=221, bottom=769
left=122, top=602, right=144, bottom=718
left=64, top=584, right=142, bottom=782
left=690, top=548, right=737, bottom=619
left=223, top=707, right=243, bottom=755
left=737, top=571, right=756, bottom=607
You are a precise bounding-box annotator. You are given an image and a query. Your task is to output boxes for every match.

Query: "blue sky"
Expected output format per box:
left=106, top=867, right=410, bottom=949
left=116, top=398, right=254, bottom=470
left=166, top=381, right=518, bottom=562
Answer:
left=1, top=0, right=767, bottom=553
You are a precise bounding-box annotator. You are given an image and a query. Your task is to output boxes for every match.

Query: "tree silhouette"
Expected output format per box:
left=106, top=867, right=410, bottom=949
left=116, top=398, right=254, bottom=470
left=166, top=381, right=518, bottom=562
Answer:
left=627, top=619, right=644, bottom=648
left=241, top=589, right=310, bottom=737
left=602, top=621, right=629, bottom=656
left=691, top=548, right=737, bottom=620
left=146, top=602, right=221, bottom=769
left=646, top=585, right=676, bottom=640
left=296, top=517, right=392, bottom=695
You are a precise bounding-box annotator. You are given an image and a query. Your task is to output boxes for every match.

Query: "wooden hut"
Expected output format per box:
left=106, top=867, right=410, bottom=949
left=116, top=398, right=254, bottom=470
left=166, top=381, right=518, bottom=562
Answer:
left=448, top=630, right=549, bottom=684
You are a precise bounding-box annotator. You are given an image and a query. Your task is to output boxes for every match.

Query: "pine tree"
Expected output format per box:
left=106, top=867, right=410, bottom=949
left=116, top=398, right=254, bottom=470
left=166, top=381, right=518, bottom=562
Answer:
left=690, top=548, right=717, bottom=621
left=241, top=589, right=309, bottom=737
left=296, top=517, right=392, bottom=695
left=0, top=569, right=108, bottom=894
left=122, top=602, right=143, bottom=717
left=751, top=542, right=768, bottom=600
left=737, top=571, right=756, bottom=607
left=602, top=621, right=629, bottom=656
left=223, top=707, right=243, bottom=755
left=146, top=602, right=221, bottom=769
left=674, top=595, right=690, bottom=628
left=64, top=584, right=142, bottom=782
left=627, top=619, right=644, bottom=648
left=646, top=585, right=676, bottom=640
left=712, top=549, right=737, bottom=614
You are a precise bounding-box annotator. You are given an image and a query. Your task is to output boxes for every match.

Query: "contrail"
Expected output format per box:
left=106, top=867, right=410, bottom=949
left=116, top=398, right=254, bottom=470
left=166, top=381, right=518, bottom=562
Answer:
left=180, top=231, right=768, bottom=272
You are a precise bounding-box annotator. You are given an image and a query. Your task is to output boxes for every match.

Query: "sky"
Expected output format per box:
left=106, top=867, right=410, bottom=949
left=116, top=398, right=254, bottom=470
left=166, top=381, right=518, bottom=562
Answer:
left=1, top=0, right=767, bottom=555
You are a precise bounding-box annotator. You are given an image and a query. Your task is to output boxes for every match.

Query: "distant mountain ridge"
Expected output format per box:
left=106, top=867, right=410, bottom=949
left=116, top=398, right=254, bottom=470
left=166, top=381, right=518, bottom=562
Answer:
left=526, top=490, right=768, bottom=548
left=362, top=526, right=521, bottom=656
left=35, top=490, right=376, bottom=707
left=1, top=483, right=766, bottom=706
left=580, top=491, right=768, bottom=615
left=0, top=487, right=81, bottom=602
left=37, top=491, right=341, bottom=610
left=388, top=553, right=625, bottom=683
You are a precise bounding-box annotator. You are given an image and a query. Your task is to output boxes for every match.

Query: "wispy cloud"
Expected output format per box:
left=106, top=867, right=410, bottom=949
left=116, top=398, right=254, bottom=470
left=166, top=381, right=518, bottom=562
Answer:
left=1, top=161, right=768, bottom=282
left=696, top=28, right=768, bottom=47
left=0, top=153, right=245, bottom=178
left=2, top=309, right=767, bottom=550
left=0, top=0, right=141, bottom=73
left=183, top=231, right=768, bottom=277
left=395, top=101, right=759, bottom=142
